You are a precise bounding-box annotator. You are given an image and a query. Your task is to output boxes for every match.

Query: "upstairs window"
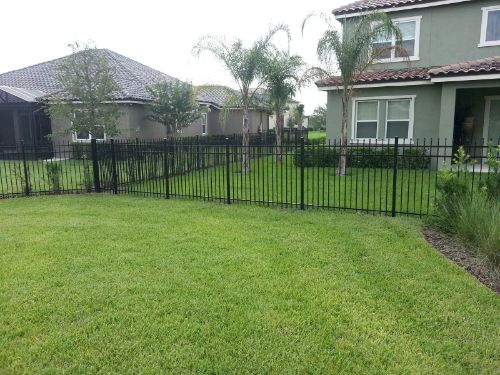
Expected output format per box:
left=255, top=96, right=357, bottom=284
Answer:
left=480, top=6, right=500, bottom=46
left=373, top=16, right=421, bottom=62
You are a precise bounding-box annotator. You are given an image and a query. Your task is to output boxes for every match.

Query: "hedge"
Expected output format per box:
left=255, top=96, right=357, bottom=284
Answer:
left=294, top=146, right=431, bottom=169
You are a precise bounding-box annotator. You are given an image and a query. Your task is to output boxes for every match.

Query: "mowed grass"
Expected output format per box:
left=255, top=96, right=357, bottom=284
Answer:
left=307, top=130, right=326, bottom=140
left=124, top=155, right=439, bottom=215
left=1, top=195, right=499, bottom=374
left=0, top=159, right=92, bottom=196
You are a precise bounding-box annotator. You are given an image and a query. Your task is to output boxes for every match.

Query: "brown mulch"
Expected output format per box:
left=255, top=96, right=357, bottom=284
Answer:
left=423, top=226, right=499, bottom=294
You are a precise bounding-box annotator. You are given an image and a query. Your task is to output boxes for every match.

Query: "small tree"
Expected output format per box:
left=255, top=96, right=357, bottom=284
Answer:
left=48, top=42, right=122, bottom=139
left=263, top=51, right=304, bottom=164
left=193, top=25, right=290, bottom=173
left=303, top=13, right=402, bottom=175
left=146, top=81, right=201, bottom=137
left=310, top=105, right=327, bottom=130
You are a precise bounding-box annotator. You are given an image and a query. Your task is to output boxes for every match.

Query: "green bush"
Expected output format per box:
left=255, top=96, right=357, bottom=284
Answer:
left=71, top=142, right=92, bottom=160
left=433, top=146, right=500, bottom=269
left=45, top=161, right=63, bottom=193
left=294, top=146, right=430, bottom=169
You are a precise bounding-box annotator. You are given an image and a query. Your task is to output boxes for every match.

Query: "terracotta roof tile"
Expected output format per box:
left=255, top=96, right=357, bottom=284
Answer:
left=428, top=56, right=500, bottom=76
left=316, top=67, right=430, bottom=87
left=334, top=0, right=457, bottom=16
left=317, top=56, right=500, bottom=87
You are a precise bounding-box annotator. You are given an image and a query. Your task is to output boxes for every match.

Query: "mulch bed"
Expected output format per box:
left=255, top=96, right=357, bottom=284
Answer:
left=423, top=226, right=499, bottom=294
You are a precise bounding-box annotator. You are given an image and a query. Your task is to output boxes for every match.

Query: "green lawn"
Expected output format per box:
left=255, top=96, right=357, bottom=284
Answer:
left=0, top=159, right=93, bottom=195
left=1, top=195, right=498, bottom=374
left=307, top=130, right=326, bottom=140
left=124, top=155, right=438, bottom=215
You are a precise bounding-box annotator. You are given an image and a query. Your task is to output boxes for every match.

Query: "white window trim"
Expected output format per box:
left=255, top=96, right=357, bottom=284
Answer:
left=352, top=99, right=380, bottom=142
left=72, top=126, right=107, bottom=143
left=351, top=95, right=416, bottom=143
left=201, top=113, right=208, bottom=136
left=374, top=16, right=422, bottom=63
left=479, top=6, right=500, bottom=47
left=384, top=98, right=415, bottom=142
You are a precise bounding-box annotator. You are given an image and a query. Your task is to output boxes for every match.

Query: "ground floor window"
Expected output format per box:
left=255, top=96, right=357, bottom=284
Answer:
left=201, top=113, right=207, bottom=135
left=354, top=100, right=379, bottom=140
left=385, top=99, right=412, bottom=139
left=352, top=96, right=415, bottom=142
left=72, top=125, right=106, bottom=142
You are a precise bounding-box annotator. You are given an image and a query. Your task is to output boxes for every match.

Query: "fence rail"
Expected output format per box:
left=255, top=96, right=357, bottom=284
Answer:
left=1, top=137, right=498, bottom=217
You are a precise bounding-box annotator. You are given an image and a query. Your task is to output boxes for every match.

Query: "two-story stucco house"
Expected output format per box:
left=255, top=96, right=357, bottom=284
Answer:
left=318, top=0, right=500, bottom=151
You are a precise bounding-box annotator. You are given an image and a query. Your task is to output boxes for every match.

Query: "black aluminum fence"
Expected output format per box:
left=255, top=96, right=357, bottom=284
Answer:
left=1, top=137, right=498, bottom=216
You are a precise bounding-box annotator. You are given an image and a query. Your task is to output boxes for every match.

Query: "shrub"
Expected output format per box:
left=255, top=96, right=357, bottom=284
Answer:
left=294, top=145, right=430, bottom=169
left=45, top=161, right=63, bottom=193
left=433, top=146, right=500, bottom=269
left=479, top=143, right=500, bottom=201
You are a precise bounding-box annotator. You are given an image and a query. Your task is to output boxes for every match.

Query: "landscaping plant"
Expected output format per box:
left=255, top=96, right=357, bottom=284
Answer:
left=433, top=146, right=500, bottom=268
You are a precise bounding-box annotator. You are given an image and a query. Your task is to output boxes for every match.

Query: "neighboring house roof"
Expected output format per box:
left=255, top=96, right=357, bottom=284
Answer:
left=316, top=56, right=500, bottom=87
left=333, top=0, right=469, bottom=16
left=0, top=86, right=46, bottom=103
left=196, top=85, right=270, bottom=110
left=0, top=49, right=179, bottom=102
left=196, top=85, right=239, bottom=108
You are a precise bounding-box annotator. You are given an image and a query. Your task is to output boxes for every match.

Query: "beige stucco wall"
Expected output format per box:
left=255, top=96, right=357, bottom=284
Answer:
left=50, top=103, right=270, bottom=143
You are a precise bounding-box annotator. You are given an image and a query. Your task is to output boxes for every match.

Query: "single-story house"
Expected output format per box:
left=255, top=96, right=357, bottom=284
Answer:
left=0, top=49, right=269, bottom=149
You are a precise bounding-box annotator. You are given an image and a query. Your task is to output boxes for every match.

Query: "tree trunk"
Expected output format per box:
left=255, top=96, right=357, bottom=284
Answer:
left=338, top=96, right=349, bottom=176
left=275, top=110, right=284, bottom=164
left=242, top=106, right=250, bottom=173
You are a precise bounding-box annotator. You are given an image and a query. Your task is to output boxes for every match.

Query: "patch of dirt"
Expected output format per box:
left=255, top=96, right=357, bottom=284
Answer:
left=423, top=226, right=499, bottom=294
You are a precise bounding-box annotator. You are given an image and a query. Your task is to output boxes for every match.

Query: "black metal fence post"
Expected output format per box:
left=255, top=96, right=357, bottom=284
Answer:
left=163, top=138, right=170, bottom=199
left=300, top=136, right=305, bottom=210
left=110, top=139, right=118, bottom=195
left=91, top=139, right=101, bottom=193
left=20, top=140, right=30, bottom=196
left=225, top=137, right=231, bottom=204
left=391, top=137, right=399, bottom=217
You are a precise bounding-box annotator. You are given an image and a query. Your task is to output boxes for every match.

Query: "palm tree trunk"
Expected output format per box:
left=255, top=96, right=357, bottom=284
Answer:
left=338, top=95, right=349, bottom=176
left=242, top=106, right=250, bottom=173
left=275, top=110, right=283, bottom=164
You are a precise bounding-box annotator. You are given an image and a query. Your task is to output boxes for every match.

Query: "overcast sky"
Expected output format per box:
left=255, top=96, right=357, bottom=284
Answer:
left=1, top=0, right=352, bottom=115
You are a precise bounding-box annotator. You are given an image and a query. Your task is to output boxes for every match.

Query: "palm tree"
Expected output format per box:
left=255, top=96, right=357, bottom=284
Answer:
left=193, top=25, right=290, bottom=173
left=303, top=12, right=403, bottom=176
left=263, top=51, right=304, bottom=164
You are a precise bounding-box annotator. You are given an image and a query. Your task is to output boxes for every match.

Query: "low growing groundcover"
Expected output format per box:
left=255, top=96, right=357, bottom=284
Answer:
left=0, top=196, right=498, bottom=374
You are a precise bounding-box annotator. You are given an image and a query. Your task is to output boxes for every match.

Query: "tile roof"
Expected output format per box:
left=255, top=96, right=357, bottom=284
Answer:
left=316, top=56, right=500, bottom=87
left=333, top=0, right=459, bottom=16
left=196, top=85, right=239, bottom=108
left=196, top=85, right=270, bottom=110
left=0, top=49, right=179, bottom=102
left=428, top=56, right=500, bottom=76
left=317, top=67, right=430, bottom=87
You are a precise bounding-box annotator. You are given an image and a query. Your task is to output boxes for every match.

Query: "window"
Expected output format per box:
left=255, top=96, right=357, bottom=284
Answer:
left=201, top=113, right=207, bottom=135
left=385, top=99, right=412, bottom=140
left=373, top=16, right=421, bottom=62
left=354, top=101, right=379, bottom=140
left=73, top=126, right=106, bottom=142
left=352, top=96, right=415, bottom=142
left=480, top=6, right=500, bottom=47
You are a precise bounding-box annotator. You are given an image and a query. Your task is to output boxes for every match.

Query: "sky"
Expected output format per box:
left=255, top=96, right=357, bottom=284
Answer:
left=0, top=0, right=352, bottom=115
